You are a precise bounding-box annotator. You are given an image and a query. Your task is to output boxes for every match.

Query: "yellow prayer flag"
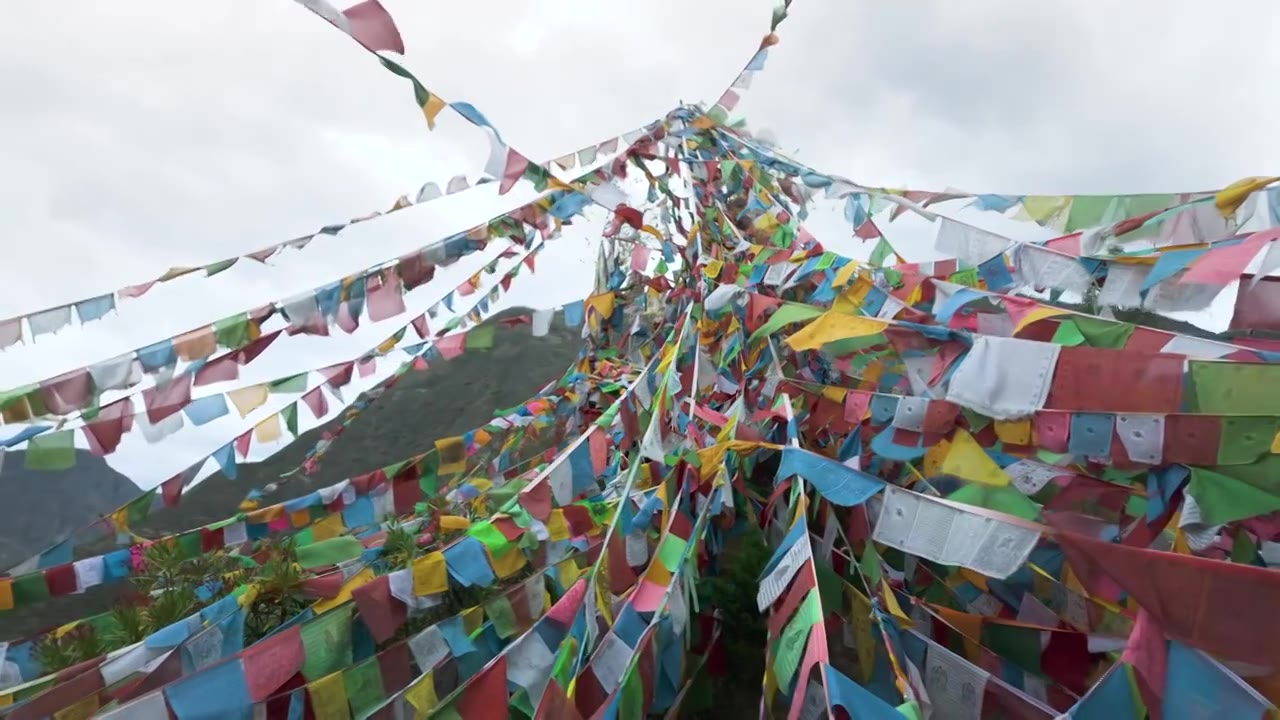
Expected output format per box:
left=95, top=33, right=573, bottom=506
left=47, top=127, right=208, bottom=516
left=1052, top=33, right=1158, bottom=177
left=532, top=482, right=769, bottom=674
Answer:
left=1270, top=429, right=1280, bottom=453
left=253, top=414, right=282, bottom=444
left=462, top=606, right=485, bottom=634
left=488, top=545, right=528, bottom=579
left=701, top=260, right=724, bottom=281
left=0, top=580, right=12, bottom=611
left=412, top=552, right=448, bottom=596
left=1215, top=176, right=1280, bottom=218
left=753, top=212, right=780, bottom=234
left=832, top=261, right=860, bottom=289
left=228, top=384, right=269, bottom=418
left=785, top=311, right=888, bottom=351
left=404, top=672, right=438, bottom=719
left=435, top=436, right=467, bottom=475
left=923, top=437, right=951, bottom=478
left=1017, top=196, right=1071, bottom=228
left=881, top=580, right=912, bottom=624
left=585, top=292, right=616, bottom=321
left=644, top=555, right=673, bottom=586
left=546, top=510, right=570, bottom=542
left=1012, top=307, right=1067, bottom=336
left=940, top=429, right=1010, bottom=486
left=439, top=515, right=471, bottom=532
left=422, top=95, right=446, bottom=130
left=308, top=671, right=351, bottom=720
left=310, top=513, right=345, bottom=542
left=993, top=418, right=1032, bottom=446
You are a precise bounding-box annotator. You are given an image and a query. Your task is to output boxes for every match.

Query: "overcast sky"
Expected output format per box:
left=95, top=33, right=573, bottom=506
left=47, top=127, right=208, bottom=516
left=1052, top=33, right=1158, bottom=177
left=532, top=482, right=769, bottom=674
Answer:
left=1, top=0, right=1278, bottom=488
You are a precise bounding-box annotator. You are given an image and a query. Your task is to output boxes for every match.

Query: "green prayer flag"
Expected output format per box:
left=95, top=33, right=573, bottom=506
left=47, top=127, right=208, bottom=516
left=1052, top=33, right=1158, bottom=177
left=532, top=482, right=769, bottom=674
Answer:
left=773, top=590, right=821, bottom=685
left=24, top=430, right=76, bottom=471
left=948, top=268, right=980, bottom=288
left=270, top=374, right=308, bottom=394
left=656, top=535, right=687, bottom=572
left=126, top=489, right=158, bottom=525
left=282, top=403, right=299, bottom=437
left=747, top=302, right=824, bottom=344
left=464, top=324, right=496, bottom=351
left=1073, top=316, right=1134, bottom=349
left=1050, top=320, right=1086, bottom=346
left=1188, top=362, right=1280, bottom=415
left=1217, top=416, right=1278, bottom=465
left=297, top=536, right=364, bottom=569
left=467, top=521, right=511, bottom=552
left=12, top=573, right=49, bottom=606
left=301, top=605, right=354, bottom=680
left=1188, top=467, right=1280, bottom=526
left=485, top=595, right=519, bottom=638
left=344, top=658, right=385, bottom=716
left=868, top=237, right=894, bottom=267
left=213, top=314, right=252, bottom=349
left=948, top=484, right=1041, bottom=521
left=982, top=623, right=1043, bottom=674
left=860, top=544, right=882, bottom=588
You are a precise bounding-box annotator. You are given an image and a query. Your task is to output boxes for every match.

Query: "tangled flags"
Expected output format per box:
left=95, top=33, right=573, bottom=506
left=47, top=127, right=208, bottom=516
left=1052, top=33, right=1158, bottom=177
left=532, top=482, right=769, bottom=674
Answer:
left=6, top=0, right=1280, bottom=718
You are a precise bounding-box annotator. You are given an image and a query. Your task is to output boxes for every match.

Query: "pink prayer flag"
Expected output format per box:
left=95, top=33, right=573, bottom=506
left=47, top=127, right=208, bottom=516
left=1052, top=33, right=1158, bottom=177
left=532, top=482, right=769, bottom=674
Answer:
left=301, top=387, right=329, bottom=419
left=0, top=318, right=21, bottom=349
left=144, top=374, right=193, bottom=424
left=411, top=314, right=429, bottom=339
left=194, top=355, right=239, bottom=386
left=1181, top=228, right=1280, bottom=286
left=342, top=0, right=405, bottom=54
left=716, top=89, right=740, bottom=111
left=436, top=333, right=465, bottom=360
left=1121, top=609, right=1168, bottom=703
left=844, top=390, right=872, bottom=424
left=357, top=357, right=377, bottom=378
left=1043, top=232, right=1083, bottom=256
left=83, top=397, right=134, bottom=456
left=519, top=480, right=552, bottom=521
left=118, top=281, right=155, bottom=300
left=41, top=369, right=93, bottom=415
left=588, top=430, right=608, bottom=475
left=1032, top=411, right=1070, bottom=453
left=242, top=626, right=304, bottom=701
left=323, top=362, right=355, bottom=389
left=546, top=579, right=588, bottom=627
left=336, top=299, right=361, bottom=333
left=365, top=269, right=406, bottom=322
left=234, top=430, right=252, bottom=458
left=787, top=630, right=831, bottom=720
left=630, top=578, right=667, bottom=613
left=630, top=245, right=652, bottom=272
left=499, top=149, right=531, bottom=195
